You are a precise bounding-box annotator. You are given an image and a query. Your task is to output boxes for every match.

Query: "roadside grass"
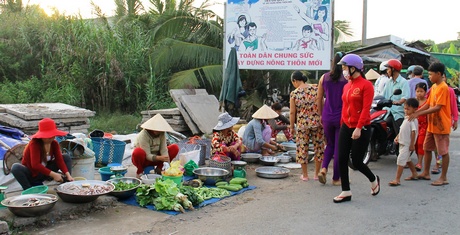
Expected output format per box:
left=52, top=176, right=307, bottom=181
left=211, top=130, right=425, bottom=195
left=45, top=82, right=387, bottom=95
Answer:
left=89, top=112, right=141, bottom=135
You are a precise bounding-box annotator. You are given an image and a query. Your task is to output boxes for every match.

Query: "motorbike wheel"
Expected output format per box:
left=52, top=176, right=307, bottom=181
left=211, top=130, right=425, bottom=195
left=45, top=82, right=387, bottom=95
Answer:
left=348, top=142, right=371, bottom=170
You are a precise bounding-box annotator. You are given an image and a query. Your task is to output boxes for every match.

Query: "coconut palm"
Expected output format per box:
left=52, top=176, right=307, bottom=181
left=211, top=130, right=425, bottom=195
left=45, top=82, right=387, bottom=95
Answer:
left=333, top=20, right=353, bottom=44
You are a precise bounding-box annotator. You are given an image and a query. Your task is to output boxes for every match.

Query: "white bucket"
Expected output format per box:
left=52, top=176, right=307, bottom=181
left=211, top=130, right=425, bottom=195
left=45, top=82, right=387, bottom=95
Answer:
left=72, top=156, right=95, bottom=180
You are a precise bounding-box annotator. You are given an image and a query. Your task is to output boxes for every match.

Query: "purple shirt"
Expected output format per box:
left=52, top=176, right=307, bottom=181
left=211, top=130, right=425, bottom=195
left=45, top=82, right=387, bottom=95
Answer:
left=321, top=72, right=347, bottom=123
left=408, top=77, right=428, bottom=98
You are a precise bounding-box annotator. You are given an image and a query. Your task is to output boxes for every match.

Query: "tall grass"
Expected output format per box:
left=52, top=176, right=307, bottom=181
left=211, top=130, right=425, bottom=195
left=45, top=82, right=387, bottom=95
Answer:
left=89, top=112, right=141, bottom=134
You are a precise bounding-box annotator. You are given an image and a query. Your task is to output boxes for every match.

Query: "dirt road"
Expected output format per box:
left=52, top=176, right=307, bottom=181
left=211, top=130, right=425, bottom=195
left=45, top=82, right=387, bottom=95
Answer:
left=25, top=130, right=460, bottom=235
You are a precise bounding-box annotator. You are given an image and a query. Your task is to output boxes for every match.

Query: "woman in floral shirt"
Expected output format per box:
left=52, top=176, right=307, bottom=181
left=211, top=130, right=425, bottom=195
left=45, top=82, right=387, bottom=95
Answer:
left=211, top=113, right=243, bottom=160
left=290, top=71, right=325, bottom=182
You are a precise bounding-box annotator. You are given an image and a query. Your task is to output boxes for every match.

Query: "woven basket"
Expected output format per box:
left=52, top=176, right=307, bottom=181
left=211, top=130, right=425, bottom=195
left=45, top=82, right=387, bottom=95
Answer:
left=91, top=137, right=126, bottom=166
left=209, top=156, right=232, bottom=175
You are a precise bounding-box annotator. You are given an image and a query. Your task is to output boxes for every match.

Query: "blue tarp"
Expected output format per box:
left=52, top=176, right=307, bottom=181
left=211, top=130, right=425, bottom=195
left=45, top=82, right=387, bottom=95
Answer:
left=0, top=125, right=27, bottom=160
left=120, top=185, right=256, bottom=215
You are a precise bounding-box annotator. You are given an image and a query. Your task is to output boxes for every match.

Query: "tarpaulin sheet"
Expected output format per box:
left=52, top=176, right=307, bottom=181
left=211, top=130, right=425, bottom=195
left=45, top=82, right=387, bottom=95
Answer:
left=120, top=185, right=256, bottom=215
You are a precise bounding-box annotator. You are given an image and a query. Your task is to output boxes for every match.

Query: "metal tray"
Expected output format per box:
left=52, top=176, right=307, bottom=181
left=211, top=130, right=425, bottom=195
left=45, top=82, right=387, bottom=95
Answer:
left=55, top=180, right=114, bottom=203
left=241, top=153, right=261, bottom=163
left=255, top=166, right=290, bottom=179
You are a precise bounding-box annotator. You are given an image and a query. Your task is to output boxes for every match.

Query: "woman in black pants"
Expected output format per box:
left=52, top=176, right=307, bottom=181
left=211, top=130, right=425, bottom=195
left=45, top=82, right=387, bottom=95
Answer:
left=334, top=54, right=380, bottom=203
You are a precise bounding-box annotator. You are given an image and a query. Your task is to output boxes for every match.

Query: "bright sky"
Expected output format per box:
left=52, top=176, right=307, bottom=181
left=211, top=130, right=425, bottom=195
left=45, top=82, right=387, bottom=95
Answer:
left=28, top=0, right=459, bottom=44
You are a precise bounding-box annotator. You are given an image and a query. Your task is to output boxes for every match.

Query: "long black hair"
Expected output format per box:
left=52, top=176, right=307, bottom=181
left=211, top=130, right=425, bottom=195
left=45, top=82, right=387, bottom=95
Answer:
left=330, top=52, right=344, bottom=81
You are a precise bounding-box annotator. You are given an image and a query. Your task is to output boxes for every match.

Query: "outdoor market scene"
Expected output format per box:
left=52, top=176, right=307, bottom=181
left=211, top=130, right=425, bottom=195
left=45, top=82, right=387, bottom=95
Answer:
left=0, top=0, right=460, bottom=234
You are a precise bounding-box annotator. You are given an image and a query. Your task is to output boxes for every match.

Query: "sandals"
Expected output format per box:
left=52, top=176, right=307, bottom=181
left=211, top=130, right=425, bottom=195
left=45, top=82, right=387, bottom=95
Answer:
left=318, top=171, right=326, bottom=184
left=415, top=164, right=422, bottom=172
left=388, top=181, right=401, bottom=186
left=300, top=175, right=309, bottom=182
left=431, top=168, right=440, bottom=174
left=333, top=195, right=351, bottom=203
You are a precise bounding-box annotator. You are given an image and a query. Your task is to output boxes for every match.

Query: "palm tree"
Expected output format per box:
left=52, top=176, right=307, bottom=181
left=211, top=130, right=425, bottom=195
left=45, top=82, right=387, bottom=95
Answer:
left=333, top=20, right=353, bottom=44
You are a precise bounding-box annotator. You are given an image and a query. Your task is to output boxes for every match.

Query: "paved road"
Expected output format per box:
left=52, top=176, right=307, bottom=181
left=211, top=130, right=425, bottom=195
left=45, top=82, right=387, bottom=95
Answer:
left=30, top=129, right=460, bottom=235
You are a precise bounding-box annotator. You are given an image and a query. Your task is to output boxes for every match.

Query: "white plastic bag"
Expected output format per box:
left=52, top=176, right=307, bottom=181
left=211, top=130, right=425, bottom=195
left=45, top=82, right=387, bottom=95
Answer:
left=178, top=147, right=201, bottom=166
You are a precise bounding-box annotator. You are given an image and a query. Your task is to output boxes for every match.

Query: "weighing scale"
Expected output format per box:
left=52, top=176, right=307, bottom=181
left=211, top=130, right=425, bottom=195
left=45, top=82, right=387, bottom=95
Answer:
left=231, top=161, right=247, bottom=178
left=110, top=165, right=128, bottom=179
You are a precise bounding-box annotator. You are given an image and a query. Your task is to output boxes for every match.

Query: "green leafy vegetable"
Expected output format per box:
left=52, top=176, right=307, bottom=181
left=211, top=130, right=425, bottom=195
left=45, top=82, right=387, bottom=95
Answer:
left=113, top=181, right=137, bottom=191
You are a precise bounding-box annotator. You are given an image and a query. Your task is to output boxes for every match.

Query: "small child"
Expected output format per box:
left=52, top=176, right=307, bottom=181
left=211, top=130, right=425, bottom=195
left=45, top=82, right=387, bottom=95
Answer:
left=414, top=82, right=428, bottom=172
left=389, top=98, right=419, bottom=186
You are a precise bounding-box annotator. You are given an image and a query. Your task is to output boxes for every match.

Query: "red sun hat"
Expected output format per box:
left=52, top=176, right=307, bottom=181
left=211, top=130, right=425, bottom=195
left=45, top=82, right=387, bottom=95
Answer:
left=31, top=118, right=68, bottom=139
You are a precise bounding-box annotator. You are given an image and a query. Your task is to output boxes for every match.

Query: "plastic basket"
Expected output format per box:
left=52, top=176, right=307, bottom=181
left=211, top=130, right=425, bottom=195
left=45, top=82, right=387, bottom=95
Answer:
left=21, top=185, right=49, bottom=195
left=209, top=156, right=232, bottom=175
left=91, top=138, right=126, bottom=166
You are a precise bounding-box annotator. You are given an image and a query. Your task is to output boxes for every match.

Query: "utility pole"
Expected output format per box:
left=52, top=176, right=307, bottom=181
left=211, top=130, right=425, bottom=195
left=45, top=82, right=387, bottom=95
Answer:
left=362, top=0, right=367, bottom=45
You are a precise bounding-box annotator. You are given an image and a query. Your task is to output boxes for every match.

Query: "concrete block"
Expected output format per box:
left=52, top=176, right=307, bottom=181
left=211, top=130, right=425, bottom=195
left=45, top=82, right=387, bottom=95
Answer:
left=179, top=94, right=223, bottom=134
left=169, top=89, right=207, bottom=134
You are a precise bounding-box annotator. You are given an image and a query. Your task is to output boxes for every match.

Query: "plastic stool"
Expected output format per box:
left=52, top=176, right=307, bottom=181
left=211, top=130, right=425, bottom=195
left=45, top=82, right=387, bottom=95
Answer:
left=144, top=166, right=154, bottom=174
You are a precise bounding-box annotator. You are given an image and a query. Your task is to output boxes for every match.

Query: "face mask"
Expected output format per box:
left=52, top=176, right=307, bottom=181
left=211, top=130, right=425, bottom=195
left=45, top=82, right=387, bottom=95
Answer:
left=343, top=70, right=350, bottom=80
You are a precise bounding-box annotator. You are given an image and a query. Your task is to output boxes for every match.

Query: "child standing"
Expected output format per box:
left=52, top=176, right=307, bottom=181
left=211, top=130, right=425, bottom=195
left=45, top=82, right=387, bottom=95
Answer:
left=389, top=98, right=419, bottom=186
left=409, top=62, right=451, bottom=186
left=414, top=82, right=428, bottom=171
left=268, top=102, right=293, bottom=142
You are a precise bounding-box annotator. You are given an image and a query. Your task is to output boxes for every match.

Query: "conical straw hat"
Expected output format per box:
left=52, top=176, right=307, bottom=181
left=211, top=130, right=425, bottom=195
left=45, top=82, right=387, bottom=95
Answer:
left=141, top=114, right=174, bottom=132
left=365, top=69, right=380, bottom=81
left=252, top=104, right=279, bottom=119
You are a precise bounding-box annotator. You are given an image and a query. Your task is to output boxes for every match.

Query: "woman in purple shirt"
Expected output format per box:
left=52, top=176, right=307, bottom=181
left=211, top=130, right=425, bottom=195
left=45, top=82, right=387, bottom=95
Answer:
left=316, top=52, right=347, bottom=185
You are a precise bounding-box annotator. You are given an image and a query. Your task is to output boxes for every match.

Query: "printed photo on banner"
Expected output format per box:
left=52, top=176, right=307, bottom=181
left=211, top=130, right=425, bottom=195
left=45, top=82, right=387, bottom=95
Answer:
left=225, top=0, right=332, bottom=70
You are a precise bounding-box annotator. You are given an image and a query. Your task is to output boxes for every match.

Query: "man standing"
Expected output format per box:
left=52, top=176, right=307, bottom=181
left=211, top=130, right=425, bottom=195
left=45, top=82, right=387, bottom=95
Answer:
left=374, top=61, right=390, bottom=97
left=408, top=65, right=428, bottom=98
left=382, top=59, right=410, bottom=139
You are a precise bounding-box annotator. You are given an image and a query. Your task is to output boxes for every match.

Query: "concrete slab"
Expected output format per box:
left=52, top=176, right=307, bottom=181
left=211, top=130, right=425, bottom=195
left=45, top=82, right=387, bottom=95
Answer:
left=0, top=103, right=95, bottom=120
left=140, top=108, right=181, bottom=116
left=169, top=89, right=208, bottom=134
left=179, top=94, right=223, bottom=134
left=0, top=112, right=89, bottom=129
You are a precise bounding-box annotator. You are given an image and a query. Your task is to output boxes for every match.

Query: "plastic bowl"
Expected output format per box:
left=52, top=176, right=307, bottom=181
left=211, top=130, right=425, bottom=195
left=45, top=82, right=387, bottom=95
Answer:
left=162, top=174, right=183, bottom=186
left=98, top=166, right=127, bottom=181
left=21, top=185, right=49, bottom=195
left=140, top=174, right=162, bottom=185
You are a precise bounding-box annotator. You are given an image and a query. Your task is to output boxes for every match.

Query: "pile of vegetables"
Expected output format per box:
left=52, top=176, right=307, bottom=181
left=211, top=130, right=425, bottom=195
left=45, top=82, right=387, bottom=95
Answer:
left=216, top=178, right=249, bottom=191
left=135, top=177, right=247, bottom=212
left=112, top=181, right=138, bottom=191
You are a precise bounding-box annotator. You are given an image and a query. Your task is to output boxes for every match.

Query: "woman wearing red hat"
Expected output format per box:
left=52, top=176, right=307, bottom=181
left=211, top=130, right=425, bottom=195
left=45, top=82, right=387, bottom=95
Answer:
left=11, top=118, right=74, bottom=190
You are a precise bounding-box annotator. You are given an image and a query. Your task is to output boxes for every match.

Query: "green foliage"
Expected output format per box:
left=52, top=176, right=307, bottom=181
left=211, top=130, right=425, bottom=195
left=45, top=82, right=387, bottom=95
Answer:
left=89, top=112, right=141, bottom=134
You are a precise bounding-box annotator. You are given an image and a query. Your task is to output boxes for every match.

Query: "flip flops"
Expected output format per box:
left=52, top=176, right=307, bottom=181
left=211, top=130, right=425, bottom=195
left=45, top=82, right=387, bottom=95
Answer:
left=417, top=175, right=431, bottom=180
left=388, top=181, right=401, bottom=186
left=431, top=180, right=449, bottom=186
left=415, top=164, right=422, bottom=172
left=404, top=176, right=418, bottom=181
left=431, top=168, right=440, bottom=174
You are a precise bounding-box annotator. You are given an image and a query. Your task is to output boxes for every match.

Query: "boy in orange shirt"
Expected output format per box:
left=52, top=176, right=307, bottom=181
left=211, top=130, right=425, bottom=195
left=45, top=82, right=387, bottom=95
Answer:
left=409, top=62, right=451, bottom=186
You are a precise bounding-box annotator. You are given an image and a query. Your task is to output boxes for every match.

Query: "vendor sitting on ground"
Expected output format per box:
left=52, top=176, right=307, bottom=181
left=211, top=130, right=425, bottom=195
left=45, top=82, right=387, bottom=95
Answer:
left=211, top=112, right=244, bottom=160
left=132, top=114, right=179, bottom=178
left=242, top=105, right=284, bottom=155
left=268, top=102, right=293, bottom=142
left=11, top=118, right=74, bottom=190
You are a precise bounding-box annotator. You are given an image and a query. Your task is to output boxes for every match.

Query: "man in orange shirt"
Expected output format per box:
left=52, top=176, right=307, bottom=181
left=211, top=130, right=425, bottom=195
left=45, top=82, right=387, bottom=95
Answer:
left=409, top=62, right=451, bottom=186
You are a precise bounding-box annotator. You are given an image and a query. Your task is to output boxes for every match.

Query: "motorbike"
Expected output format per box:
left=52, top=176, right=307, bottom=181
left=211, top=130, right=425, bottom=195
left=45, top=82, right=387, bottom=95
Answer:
left=348, top=89, right=402, bottom=170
